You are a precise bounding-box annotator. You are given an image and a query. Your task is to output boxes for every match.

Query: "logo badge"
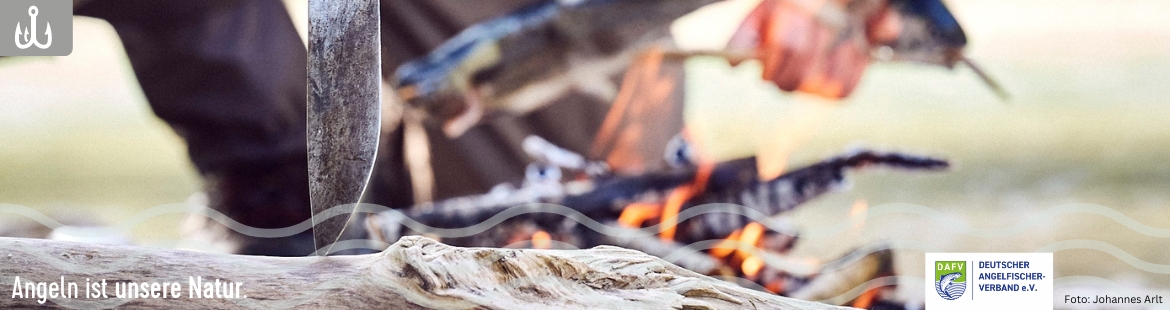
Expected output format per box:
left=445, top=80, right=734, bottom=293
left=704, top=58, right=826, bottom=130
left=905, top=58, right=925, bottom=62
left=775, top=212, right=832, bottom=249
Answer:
left=934, top=261, right=967, bottom=300
left=2, top=0, right=71, bottom=56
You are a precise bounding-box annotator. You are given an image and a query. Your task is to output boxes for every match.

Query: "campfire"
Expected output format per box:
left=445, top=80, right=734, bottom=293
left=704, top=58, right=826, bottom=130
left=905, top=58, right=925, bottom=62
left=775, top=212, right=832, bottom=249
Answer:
left=374, top=0, right=993, bottom=307
left=366, top=132, right=948, bottom=308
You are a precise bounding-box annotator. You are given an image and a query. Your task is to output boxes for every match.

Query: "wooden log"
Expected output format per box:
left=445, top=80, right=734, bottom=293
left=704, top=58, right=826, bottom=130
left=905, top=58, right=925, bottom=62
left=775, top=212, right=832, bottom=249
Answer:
left=0, top=236, right=851, bottom=309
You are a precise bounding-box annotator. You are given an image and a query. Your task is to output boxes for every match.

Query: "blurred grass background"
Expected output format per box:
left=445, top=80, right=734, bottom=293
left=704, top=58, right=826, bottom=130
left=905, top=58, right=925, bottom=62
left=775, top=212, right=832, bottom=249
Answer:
left=0, top=0, right=1167, bottom=305
left=0, top=19, right=198, bottom=242
left=0, top=0, right=308, bottom=244
left=677, top=0, right=1170, bottom=303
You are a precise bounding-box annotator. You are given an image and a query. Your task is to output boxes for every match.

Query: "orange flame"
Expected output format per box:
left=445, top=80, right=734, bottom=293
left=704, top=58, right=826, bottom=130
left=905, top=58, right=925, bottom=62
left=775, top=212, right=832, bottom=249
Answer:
left=851, top=285, right=879, bottom=309
left=659, top=163, right=715, bottom=241
left=737, top=222, right=766, bottom=256
left=617, top=203, right=663, bottom=228
left=710, top=229, right=744, bottom=258
left=532, top=230, right=552, bottom=249
left=741, top=256, right=766, bottom=278
left=658, top=187, right=695, bottom=241
left=710, top=222, right=771, bottom=278
left=765, top=279, right=785, bottom=294
left=737, top=222, right=767, bottom=278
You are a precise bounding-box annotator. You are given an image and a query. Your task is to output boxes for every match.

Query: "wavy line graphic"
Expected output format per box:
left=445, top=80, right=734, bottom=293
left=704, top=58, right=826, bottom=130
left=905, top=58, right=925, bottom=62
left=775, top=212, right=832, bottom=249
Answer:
left=803, top=202, right=1170, bottom=239
left=7, top=201, right=1170, bottom=288
left=813, top=275, right=909, bottom=305
left=662, top=238, right=1170, bottom=277
left=1054, top=276, right=1170, bottom=297
left=9, top=200, right=1170, bottom=240
left=7, top=195, right=1170, bottom=310
left=381, top=203, right=802, bottom=239
left=6, top=200, right=1170, bottom=277
left=4, top=202, right=805, bottom=239
left=661, top=239, right=940, bottom=276
left=7, top=201, right=1168, bottom=242
left=10, top=240, right=1170, bottom=310
left=0, top=238, right=393, bottom=278
left=355, top=237, right=1170, bottom=277
left=1037, top=240, right=1170, bottom=274
left=4, top=236, right=591, bottom=283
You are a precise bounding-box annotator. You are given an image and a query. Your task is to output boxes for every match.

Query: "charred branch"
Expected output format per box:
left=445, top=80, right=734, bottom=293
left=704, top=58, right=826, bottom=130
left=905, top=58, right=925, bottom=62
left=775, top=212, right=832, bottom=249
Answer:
left=673, top=151, right=948, bottom=244
left=368, top=150, right=946, bottom=245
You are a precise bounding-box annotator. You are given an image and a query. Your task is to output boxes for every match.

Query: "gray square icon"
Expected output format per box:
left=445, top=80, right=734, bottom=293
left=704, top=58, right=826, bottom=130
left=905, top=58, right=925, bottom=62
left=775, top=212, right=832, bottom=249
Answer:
left=2, top=0, right=72, bottom=56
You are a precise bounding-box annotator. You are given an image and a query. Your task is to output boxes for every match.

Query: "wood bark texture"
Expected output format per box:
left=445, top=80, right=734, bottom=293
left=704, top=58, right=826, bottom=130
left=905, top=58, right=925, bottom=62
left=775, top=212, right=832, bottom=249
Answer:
left=0, top=236, right=853, bottom=309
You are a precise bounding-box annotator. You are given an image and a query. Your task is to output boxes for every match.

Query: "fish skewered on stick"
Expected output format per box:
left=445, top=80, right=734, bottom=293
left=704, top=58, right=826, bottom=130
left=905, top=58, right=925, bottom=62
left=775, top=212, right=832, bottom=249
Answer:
left=395, top=0, right=1007, bottom=137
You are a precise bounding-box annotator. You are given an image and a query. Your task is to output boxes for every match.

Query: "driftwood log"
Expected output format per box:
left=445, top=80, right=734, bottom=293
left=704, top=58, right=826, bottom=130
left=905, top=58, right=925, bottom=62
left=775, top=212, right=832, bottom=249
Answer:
left=0, top=236, right=851, bottom=309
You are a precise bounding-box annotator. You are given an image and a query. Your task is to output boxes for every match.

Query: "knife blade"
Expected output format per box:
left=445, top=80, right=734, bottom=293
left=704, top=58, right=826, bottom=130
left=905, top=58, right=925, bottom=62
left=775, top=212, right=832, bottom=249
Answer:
left=307, top=0, right=381, bottom=256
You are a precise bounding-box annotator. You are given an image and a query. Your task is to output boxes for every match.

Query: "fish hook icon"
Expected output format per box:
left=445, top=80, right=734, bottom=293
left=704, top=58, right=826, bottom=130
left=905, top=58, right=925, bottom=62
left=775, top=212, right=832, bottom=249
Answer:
left=14, top=6, right=52, bottom=50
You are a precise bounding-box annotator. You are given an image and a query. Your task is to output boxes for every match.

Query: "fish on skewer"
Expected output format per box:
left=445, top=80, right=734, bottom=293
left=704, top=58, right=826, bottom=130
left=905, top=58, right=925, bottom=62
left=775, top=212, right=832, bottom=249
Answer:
left=395, top=0, right=1007, bottom=137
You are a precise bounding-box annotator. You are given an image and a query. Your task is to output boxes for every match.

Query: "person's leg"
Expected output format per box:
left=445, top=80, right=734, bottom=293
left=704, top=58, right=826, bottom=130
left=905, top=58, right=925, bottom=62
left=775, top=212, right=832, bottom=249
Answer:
left=76, top=1, right=313, bottom=256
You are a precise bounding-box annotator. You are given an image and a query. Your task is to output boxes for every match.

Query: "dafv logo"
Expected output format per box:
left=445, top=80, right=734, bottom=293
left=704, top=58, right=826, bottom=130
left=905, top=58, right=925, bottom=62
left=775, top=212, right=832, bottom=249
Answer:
left=934, top=261, right=967, bottom=300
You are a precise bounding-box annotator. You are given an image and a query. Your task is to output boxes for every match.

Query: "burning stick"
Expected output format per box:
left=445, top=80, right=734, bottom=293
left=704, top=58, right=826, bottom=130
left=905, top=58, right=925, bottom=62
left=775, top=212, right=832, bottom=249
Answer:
left=671, top=151, right=948, bottom=244
left=369, top=150, right=943, bottom=240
